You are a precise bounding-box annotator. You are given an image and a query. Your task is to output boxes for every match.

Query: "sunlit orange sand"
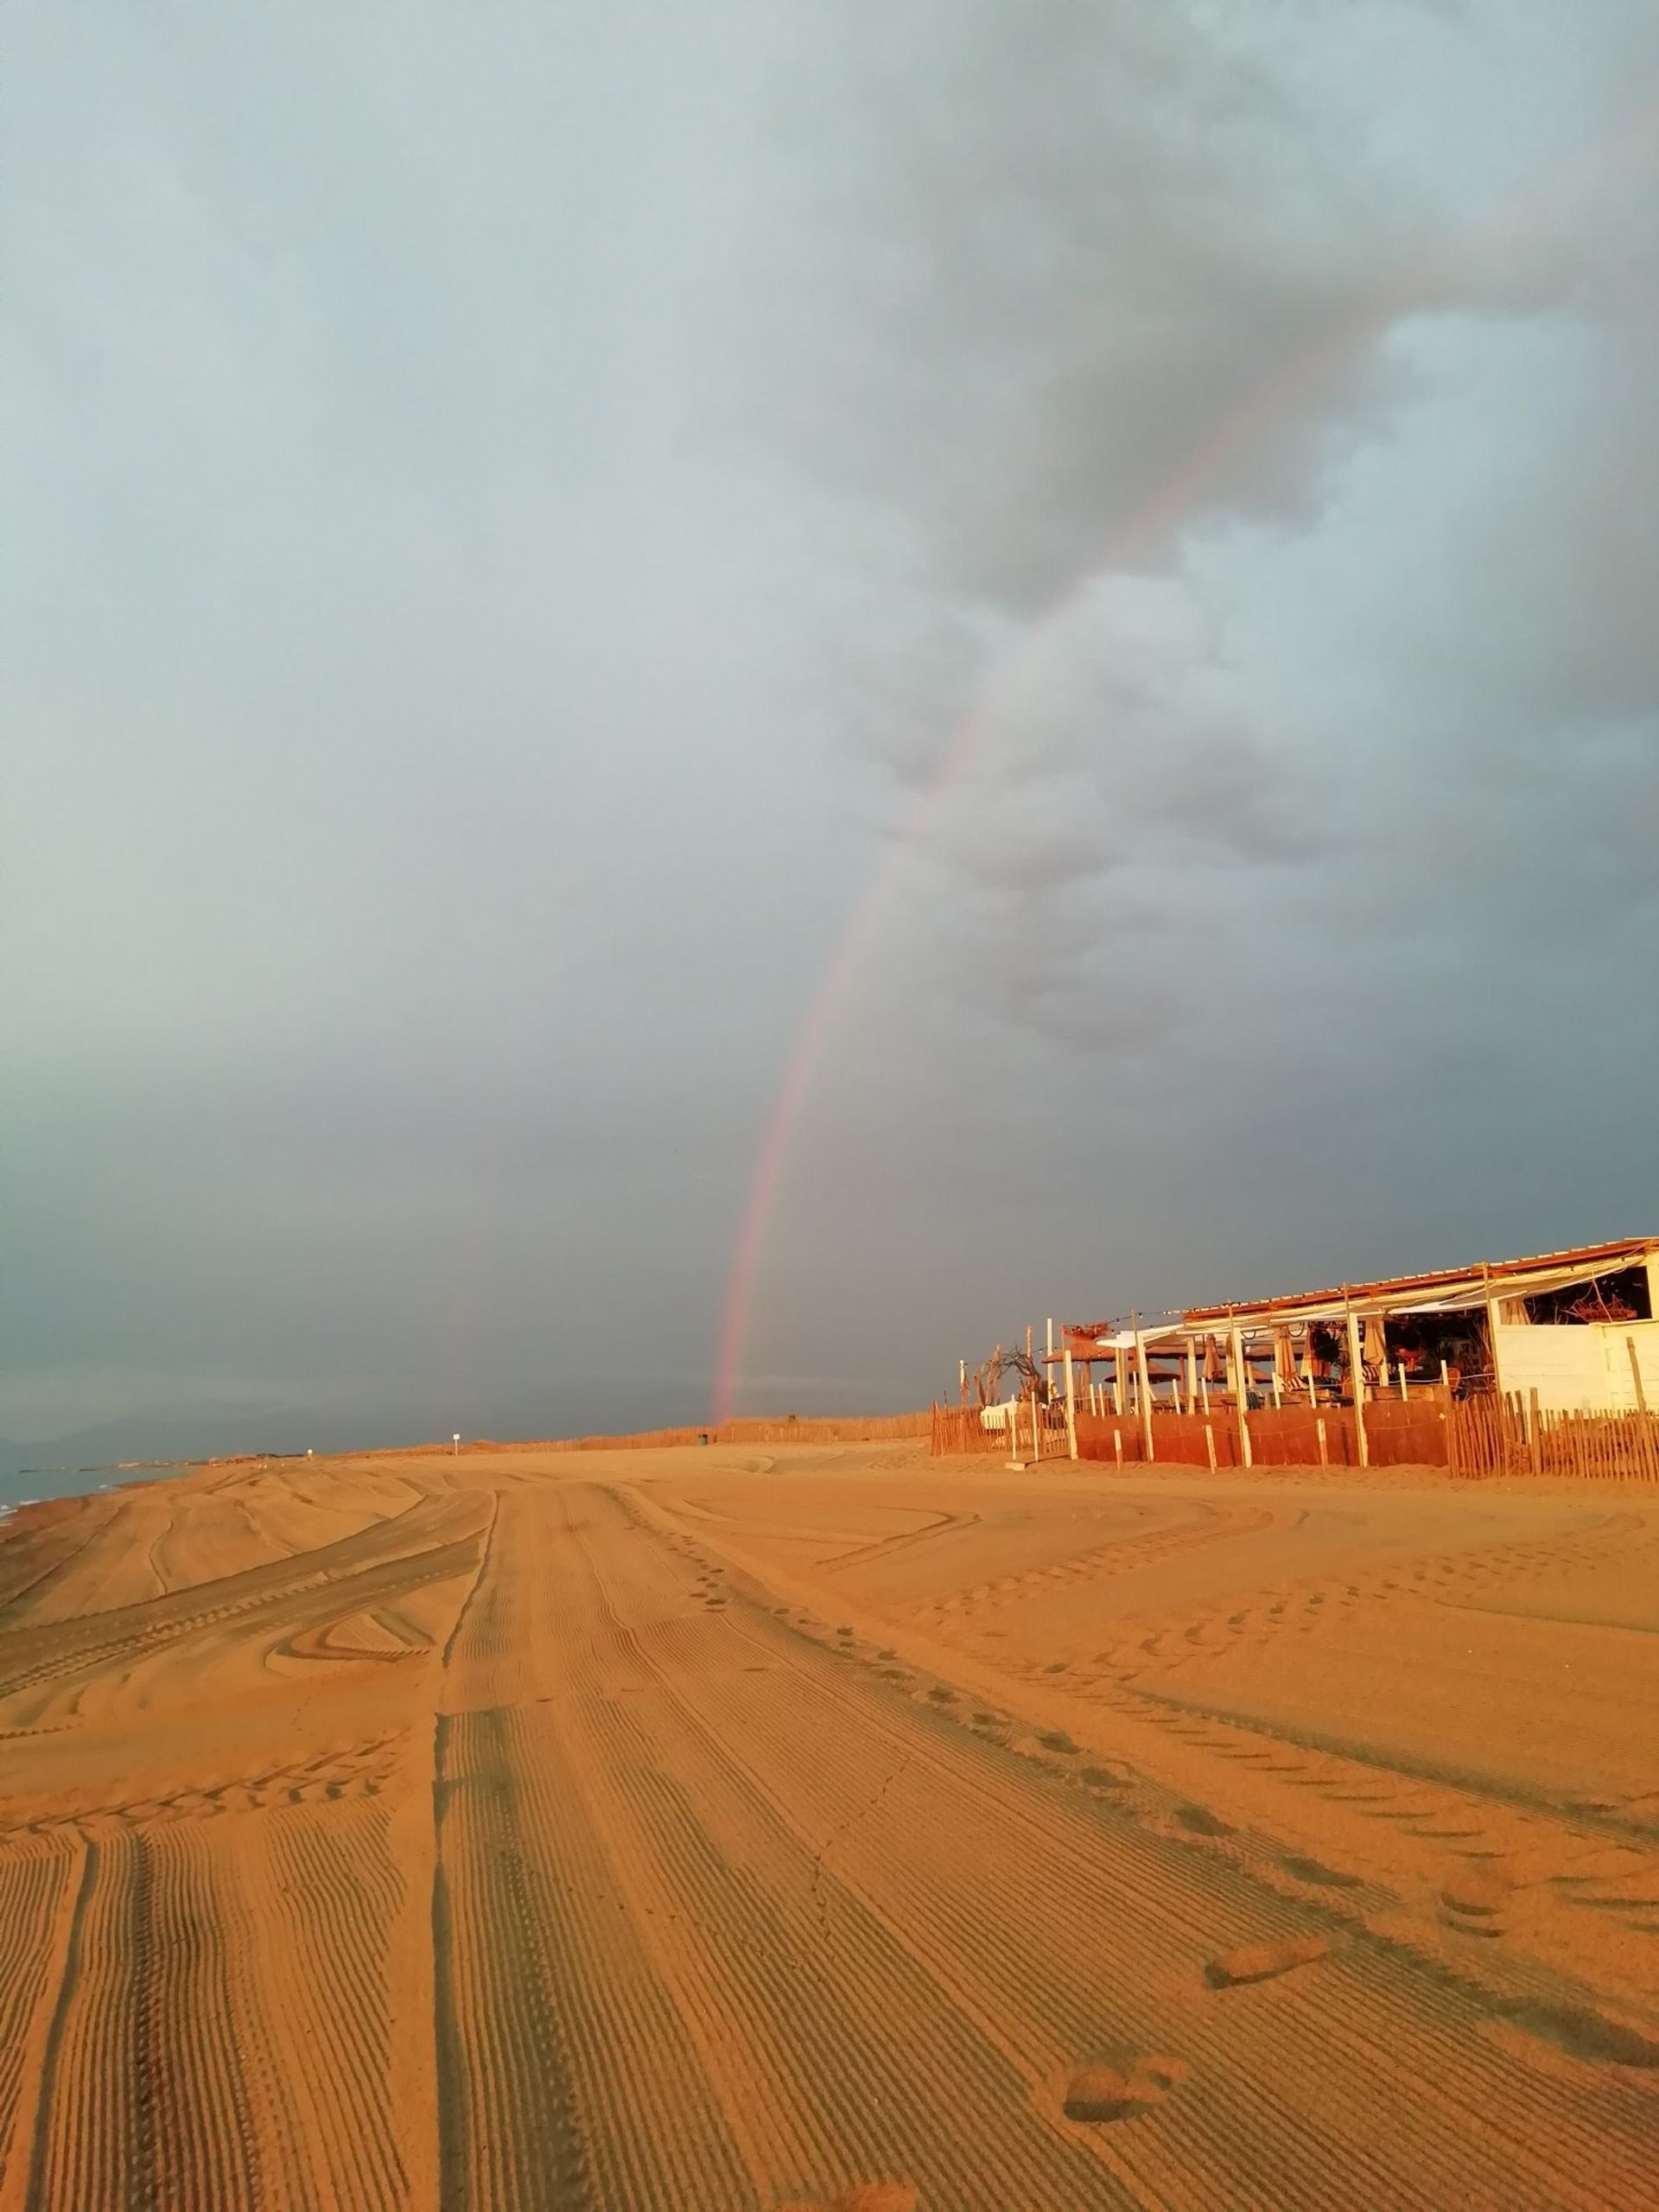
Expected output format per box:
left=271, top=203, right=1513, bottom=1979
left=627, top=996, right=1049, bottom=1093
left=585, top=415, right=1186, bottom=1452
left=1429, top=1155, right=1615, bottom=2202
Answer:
left=2, top=1442, right=1656, bottom=2208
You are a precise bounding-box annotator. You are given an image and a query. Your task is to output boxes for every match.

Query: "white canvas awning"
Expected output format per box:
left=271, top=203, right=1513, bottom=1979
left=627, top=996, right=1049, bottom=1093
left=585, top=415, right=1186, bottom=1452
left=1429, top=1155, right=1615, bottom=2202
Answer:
left=1078, top=1324, right=1187, bottom=1351
left=1180, top=1239, right=1655, bottom=1334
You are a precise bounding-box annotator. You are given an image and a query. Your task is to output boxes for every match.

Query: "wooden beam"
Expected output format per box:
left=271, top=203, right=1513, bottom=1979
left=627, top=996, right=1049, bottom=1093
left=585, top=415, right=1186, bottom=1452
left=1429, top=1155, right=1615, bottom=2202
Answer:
left=1629, top=1336, right=1659, bottom=1481
left=1344, top=1292, right=1369, bottom=1469
left=1063, top=1348, right=1078, bottom=1462
left=1482, top=1265, right=1508, bottom=1408
left=1134, top=1311, right=1154, bottom=1462
left=1229, top=1319, right=1252, bottom=1468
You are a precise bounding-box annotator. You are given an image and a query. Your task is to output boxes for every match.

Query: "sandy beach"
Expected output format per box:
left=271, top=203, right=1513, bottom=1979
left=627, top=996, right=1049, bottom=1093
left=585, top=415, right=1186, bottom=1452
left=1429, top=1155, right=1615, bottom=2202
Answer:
left=2, top=1441, right=1656, bottom=2209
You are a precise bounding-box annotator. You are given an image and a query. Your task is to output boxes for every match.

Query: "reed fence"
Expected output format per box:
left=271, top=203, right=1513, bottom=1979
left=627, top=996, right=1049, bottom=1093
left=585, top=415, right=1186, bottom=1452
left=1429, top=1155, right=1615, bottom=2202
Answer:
left=364, top=1413, right=932, bottom=1459
left=933, top=1397, right=1442, bottom=1468
left=540, top=1413, right=931, bottom=1452
left=718, top=1413, right=931, bottom=1446
left=934, top=1386, right=1657, bottom=1484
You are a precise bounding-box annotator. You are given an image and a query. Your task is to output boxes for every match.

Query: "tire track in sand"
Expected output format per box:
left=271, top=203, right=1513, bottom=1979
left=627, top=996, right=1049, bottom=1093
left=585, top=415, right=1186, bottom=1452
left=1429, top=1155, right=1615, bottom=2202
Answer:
left=0, top=1854, right=73, bottom=2200
left=628, top=1481, right=1659, bottom=2210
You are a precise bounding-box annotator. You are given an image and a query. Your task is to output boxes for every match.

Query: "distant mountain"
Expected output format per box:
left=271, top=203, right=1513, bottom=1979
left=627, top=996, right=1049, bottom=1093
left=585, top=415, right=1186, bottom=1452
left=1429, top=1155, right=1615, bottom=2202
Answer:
left=0, top=1376, right=712, bottom=1507
left=0, top=1369, right=918, bottom=1510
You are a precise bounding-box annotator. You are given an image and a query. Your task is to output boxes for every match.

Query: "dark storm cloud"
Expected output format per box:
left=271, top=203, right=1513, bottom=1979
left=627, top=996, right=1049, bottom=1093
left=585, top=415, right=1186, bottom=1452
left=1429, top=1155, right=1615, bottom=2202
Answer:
left=734, top=5, right=1659, bottom=1082
left=750, top=2, right=1493, bottom=613
left=732, top=3, right=1659, bottom=1373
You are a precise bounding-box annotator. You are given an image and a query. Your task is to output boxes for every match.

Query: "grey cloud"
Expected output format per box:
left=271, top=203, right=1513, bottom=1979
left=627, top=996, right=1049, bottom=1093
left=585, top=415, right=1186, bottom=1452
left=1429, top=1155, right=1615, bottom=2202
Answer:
left=5, top=3, right=1656, bottom=1452
left=750, top=3, right=1490, bottom=613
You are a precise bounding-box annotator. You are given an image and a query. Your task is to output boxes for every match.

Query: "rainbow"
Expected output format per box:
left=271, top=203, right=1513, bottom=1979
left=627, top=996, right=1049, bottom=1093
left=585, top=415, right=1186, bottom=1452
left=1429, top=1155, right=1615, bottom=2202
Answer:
left=709, top=105, right=1658, bottom=1424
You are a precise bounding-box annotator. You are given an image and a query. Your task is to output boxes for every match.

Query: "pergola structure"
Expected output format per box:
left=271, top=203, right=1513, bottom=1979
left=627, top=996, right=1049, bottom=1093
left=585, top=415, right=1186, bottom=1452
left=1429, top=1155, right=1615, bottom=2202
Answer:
left=1046, top=1236, right=1658, bottom=1471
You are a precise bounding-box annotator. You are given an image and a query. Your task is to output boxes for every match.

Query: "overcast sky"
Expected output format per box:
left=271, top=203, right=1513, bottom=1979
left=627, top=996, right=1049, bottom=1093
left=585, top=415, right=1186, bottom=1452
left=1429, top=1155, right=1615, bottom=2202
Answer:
left=4, top=2, right=1656, bottom=1466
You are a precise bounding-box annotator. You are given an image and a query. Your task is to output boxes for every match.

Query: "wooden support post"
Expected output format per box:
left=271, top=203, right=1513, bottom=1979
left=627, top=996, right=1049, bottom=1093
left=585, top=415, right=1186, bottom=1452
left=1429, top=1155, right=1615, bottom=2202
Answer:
left=1030, top=1389, right=1041, bottom=1465
left=1344, top=1294, right=1369, bottom=1469
left=1629, top=1334, right=1651, bottom=1416
left=1185, top=1340, right=1198, bottom=1413
left=1528, top=1388, right=1544, bottom=1478
left=1484, top=1268, right=1506, bottom=1406
left=1205, top=1424, right=1217, bottom=1471
left=1112, top=1345, right=1123, bottom=1417
left=1113, top=1427, right=1123, bottom=1468
left=1399, top=1363, right=1409, bottom=1402
left=1134, top=1312, right=1154, bottom=1462
left=1229, top=1321, right=1252, bottom=1469
left=1063, top=1348, right=1077, bottom=1461
left=1317, top=1416, right=1329, bottom=1467
left=1629, top=1337, right=1659, bottom=1481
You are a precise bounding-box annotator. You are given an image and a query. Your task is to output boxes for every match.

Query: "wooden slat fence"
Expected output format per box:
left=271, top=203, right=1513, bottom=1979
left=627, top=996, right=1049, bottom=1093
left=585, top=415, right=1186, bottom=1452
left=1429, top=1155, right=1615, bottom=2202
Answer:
left=932, top=1387, right=1659, bottom=1483
left=1448, top=1393, right=1659, bottom=1482
left=930, top=1404, right=1070, bottom=1458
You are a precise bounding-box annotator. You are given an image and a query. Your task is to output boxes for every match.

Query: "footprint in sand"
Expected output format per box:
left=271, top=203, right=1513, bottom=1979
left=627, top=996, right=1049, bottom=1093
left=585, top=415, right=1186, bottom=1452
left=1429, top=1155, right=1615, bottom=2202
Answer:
left=1062, top=2053, right=1188, bottom=2121
left=1280, top=1854, right=1361, bottom=1890
left=1441, top=1862, right=1511, bottom=1923
left=1173, top=1803, right=1234, bottom=1837
left=1205, top=1936, right=1330, bottom=1986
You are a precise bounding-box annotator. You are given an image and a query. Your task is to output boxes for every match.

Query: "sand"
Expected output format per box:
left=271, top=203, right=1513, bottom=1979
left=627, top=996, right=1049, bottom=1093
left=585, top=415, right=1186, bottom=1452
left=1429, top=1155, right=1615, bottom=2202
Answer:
left=1, top=1441, right=1656, bottom=2208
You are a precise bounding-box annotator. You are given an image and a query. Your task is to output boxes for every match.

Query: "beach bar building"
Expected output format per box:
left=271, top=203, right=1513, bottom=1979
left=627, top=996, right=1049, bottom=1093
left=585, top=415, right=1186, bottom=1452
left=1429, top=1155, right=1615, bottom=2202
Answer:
left=1179, top=1236, right=1659, bottom=1415
left=938, top=1237, right=1659, bottom=1478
